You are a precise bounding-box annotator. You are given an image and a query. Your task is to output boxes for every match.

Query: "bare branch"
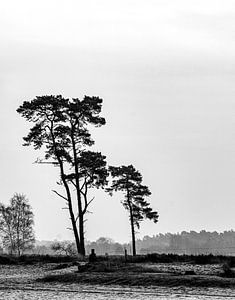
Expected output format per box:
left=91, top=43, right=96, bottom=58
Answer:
left=80, top=176, right=88, bottom=191
left=82, top=196, right=95, bottom=215
left=75, top=214, right=80, bottom=223
left=71, top=180, right=77, bottom=188
left=52, top=190, right=68, bottom=202
left=34, top=158, right=58, bottom=165
left=87, top=197, right=95, bottom=207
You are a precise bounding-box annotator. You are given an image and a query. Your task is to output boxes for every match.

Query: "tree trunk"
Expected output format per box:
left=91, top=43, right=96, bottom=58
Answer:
left=71, top=125, right=86, bottom=256
left=127, top=188, right=136, bottom=256
left=129, top=206, right=136, bottom=256
left=79, top=215, right=85, bottom=256
left=50, top=121, right=82, bottom=257
left=61, top=167, right=81, bottom=255
left=61, top=161, right=82, bottom=256
left=60, top=166, right=81, bottom=255
left=65, top=190, right=81, bottom=255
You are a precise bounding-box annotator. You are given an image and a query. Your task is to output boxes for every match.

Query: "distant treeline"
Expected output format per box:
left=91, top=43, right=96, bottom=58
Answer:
left=136, top=230, right=235, bottom=255
left=29, top=230, right=235, bottom=256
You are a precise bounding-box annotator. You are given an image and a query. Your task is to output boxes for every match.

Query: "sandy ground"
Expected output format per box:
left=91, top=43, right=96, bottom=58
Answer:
left=0, top=262, right=233, bottom=287
left=0, top=263, right=235, bottom=299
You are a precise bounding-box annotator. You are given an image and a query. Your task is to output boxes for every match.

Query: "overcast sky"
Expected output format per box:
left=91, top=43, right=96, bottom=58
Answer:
left=0, top=0, right=234, bottom=243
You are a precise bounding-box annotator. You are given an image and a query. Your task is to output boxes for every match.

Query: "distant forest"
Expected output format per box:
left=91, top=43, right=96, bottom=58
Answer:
left=33, top=230, right=235, bottom=256
left=135, top=230, right=235, bottom=255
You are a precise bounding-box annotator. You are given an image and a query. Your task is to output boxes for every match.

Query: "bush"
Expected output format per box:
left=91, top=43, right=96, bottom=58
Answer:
left=94, top=253, right=235, bottom=265
left=0, top=254, right=79, bottom=265
left=0, top=255, right=17, bottom=264
left=221, top=263, right=235, bottom=278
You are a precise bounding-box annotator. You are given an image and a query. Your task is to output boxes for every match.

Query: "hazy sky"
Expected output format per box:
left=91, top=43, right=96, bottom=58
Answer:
left=1, top=0, right=234, bottom=243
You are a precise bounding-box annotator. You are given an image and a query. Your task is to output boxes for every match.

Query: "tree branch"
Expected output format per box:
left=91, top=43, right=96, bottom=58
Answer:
left=70, top=180, right=77, bottom=188
left=82, top=196, right=95, bottom=215
left=75, top=214, right=79, bottom=223
left=34, top=158, right=58, bottom=165
left=80, top=176, right=88, bottom=191
left=52, top=190, right=69, bottom=202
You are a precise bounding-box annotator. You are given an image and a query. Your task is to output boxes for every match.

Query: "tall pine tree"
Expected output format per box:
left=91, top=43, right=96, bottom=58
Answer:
left=17, top=95, right=108, bottom=256
left=108, top=165, right=158, bottom=256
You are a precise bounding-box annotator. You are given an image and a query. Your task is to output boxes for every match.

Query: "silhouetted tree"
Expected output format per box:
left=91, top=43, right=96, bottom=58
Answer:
left=107, top=165, right=159, bottom=256
left=0, top=194, right=35, bottom=256
left=17, top=95, right=107, bottom=256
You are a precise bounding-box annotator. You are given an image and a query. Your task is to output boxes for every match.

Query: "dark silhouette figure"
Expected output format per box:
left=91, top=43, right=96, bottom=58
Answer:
left=89, top=249, right=97, bottom=263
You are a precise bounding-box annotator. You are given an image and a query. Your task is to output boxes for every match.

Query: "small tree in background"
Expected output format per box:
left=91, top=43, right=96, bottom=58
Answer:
left=107, top=165, right=159, bottom=256
left=51, top=241, right=77, bottom=256
left=0, top=193, right=35, bottom=256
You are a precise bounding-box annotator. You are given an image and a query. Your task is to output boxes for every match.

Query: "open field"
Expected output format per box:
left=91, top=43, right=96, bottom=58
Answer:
left=39, top=261, right=235, bottom=288
left=0, top=256, right=235, bottom=299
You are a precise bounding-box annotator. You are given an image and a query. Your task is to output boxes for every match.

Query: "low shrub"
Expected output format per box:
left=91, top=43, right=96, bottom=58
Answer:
left=0, top=255, right=17, bottom=264
left=221, top=263, right=235, bottom=278
left=0, top=254, right=79, bottom=265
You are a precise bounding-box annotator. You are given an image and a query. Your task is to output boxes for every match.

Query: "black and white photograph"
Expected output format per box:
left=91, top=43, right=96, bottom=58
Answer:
left=0, top=0, right=234, bottom=299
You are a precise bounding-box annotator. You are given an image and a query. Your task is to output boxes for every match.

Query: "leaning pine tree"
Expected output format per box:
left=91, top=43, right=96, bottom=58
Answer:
left=17, top=95, right=108, bottom=256
left=107, top=165, right=159, bottom=256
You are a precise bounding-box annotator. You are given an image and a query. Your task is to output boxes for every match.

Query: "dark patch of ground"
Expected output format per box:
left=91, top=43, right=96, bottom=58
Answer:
left=38, top=261, right=235, bottom=288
